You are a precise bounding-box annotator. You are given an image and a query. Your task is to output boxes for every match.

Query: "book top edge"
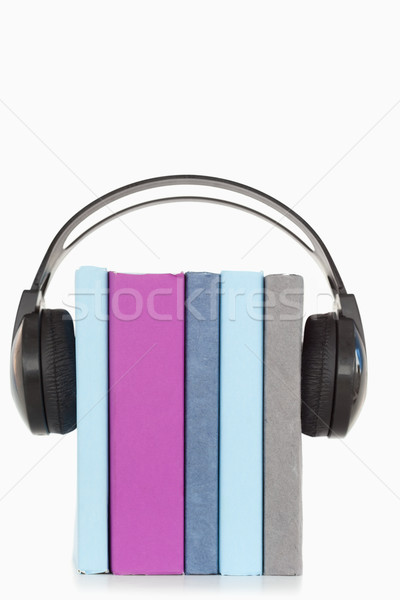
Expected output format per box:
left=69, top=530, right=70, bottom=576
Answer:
left=221, top=270, right=264, bottom=275
left=108, top=271, right=184, bottom=277
left=265, top=273, right=304, bottom=282
left=76, top=266, right=107, bottom=272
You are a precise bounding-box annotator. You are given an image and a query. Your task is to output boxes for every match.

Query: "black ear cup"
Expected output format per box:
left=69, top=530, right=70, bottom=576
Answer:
left=301, top=313, right=337, bottom=437
left=40, top=309, right=76, bottom=434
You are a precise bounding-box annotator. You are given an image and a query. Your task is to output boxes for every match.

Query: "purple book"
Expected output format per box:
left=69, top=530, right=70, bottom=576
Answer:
left=109, top=272, right=185, bottom=575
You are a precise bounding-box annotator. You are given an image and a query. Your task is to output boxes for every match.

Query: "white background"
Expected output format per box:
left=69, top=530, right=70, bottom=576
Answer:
left=1, top=1, right=399, bottom=598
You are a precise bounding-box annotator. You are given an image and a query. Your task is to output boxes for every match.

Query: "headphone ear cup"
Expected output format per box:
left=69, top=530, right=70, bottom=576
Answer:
left=301, top=313, right=337, bottom=437
left=40, top=309, right=76, bottom=434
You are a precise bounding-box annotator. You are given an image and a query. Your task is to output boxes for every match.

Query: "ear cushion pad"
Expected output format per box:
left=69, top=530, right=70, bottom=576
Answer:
left=40, top=309, right=76, bottom=434
left=301, top=313, right=337, bottom=437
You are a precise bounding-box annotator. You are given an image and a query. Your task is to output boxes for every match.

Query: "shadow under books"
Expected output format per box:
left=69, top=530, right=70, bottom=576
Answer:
left=74, top=572, right=303, bottom=594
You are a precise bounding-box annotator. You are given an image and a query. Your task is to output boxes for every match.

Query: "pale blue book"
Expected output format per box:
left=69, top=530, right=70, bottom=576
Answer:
left=219, top=271, right=264, bottom=576
left=75, top=266, right=109, bottom=574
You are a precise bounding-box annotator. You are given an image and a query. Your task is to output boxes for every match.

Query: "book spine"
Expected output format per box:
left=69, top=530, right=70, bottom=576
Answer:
left=75, top=266, right=109, bottom=574
left=109, top=272, right=185, bottom=575
left=264, top=274, right=303, bottom=575
left=184, top=272, right=220, bottom=574
left=219, top=271, right=264, bottom=575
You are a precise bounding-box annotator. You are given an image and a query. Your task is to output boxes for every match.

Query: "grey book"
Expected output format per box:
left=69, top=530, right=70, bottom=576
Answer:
left=184, top=272, right=220, bottom=574
left=264, top=274, right=304, bottom=575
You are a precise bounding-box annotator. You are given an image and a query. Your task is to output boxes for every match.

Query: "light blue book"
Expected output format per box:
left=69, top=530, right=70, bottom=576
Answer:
left=185, top=272, right=220, bottom=574
left=75, top=266, right=109, bottom=574
left=219, top=271, right=264, bottom=575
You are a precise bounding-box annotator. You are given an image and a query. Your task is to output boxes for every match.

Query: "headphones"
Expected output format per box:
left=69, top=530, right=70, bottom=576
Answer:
left=10, top=175, right=367, bottom=438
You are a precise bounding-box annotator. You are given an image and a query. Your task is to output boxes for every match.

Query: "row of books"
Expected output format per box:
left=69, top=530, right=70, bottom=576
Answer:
left=74, top=268, right=303, bottom=576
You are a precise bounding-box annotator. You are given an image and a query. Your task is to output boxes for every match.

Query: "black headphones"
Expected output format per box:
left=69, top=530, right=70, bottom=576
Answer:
left=10, top=175, right=367, bottom=438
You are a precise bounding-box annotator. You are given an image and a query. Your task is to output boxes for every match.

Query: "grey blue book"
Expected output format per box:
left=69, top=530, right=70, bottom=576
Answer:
left=184, top=272, right=220, bottom=575
left=264, top=274, right=304, bottom=575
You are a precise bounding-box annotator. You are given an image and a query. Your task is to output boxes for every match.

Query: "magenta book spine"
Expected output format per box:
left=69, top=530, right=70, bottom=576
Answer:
left=109, top=272, right=185, bottom=575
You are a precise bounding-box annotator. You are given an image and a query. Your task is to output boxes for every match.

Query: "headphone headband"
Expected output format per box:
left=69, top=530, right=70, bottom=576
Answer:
left=31, top=174, right=346, bottom=295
